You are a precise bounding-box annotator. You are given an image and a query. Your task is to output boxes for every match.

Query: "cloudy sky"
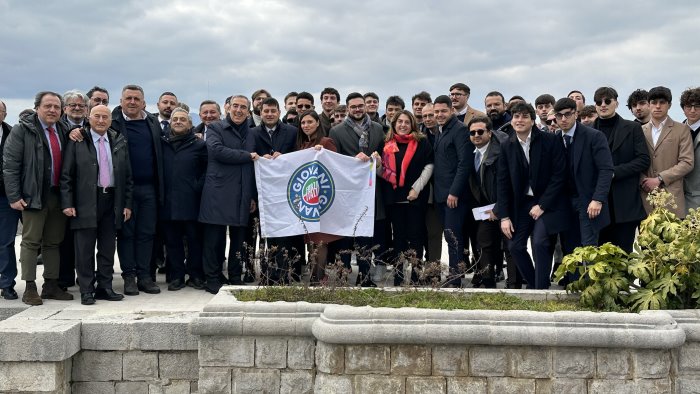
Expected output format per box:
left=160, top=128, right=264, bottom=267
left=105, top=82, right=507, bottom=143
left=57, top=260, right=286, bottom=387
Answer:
left=1, top=0, right=698, bottom=124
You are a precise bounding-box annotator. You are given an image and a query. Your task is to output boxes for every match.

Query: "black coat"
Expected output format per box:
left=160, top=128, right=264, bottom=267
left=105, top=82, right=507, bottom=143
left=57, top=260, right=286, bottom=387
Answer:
left=3, top=114, right=67, bottom=209
left=110, top=106, right=165, bottom=205
left=469, top=135, right=504, bottom=206
left=593, top=114, right=650, bottom=223
left=60, top=128, right=133, bottom=230
left=433, top=115, right=472, bottom=203
left=496, top=127, right=568, bottom=234
left=380, top=137, right=434, bottom=206
left=0, top=121, right=12, bottom=197
left=199, top=117, right=257, bottom=226
left=253, top=122, right=297, bottom=155
left=160, top=132, right=208, bottom=222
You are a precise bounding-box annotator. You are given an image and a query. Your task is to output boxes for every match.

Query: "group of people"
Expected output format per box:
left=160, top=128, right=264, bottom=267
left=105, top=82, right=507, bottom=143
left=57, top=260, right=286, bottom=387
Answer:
left=0, top=82, right=698, bottom=305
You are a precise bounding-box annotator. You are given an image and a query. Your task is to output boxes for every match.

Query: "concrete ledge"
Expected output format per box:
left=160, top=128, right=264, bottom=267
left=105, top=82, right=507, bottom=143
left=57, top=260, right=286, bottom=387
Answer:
left=0, top=304, right=29, bottom=321
left=661, top=310, right=700, bottom=342
left=0, top=319, right=80, bottom=361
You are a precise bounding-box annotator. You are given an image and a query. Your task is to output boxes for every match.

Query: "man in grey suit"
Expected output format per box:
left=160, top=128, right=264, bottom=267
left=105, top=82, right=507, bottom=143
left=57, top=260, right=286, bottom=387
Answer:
left=681, top=87, right=700, bottom=212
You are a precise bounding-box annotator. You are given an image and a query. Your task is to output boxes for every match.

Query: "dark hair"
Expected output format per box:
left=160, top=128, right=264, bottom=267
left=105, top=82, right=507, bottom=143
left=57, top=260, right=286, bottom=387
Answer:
left=648, top=86, right=672, bottom=103
left=579, top=105, right=597, bottom=118
left=284, top=91, right=298, bottom=103
left=87, top=86, right=109, bottom=100
left=122, top=84, right=144, bottom=95
left=411, top=91, right=432, bottom=104
left=626, top=89, right=648, bottom=109
left=261, top=97, right=280, bottom=109
left=363, top=92, right=379, bottom=101
left=199, top=100, right=221, bottom=113
left=251, top=89, right=271, bottom=100
left=567, top=90, right=586, bottom=104
left=346, top=92, right=364, bottom=104
left=593, top=87, right=618, bottom=103
left=449, top=83, right=470, bottom=95
left=535, top=94, right=555, bottom=106
left=680, top=87, right=700, bottom=108
left=33, top=91, right=63, bottom=109
left=296, top=91, right=315, bottom=104
left=385, top=95, right=405, bottom=109
left=554, top=98, right=577, bottom=112
left=159, top=91, right=177, bottom=100
left=433, top=95, right=452, bottom=108
left=508, top=95, right=525, bottom=102
left=485, top=91, right=505, bottom=103
left=224, top=96, right=232, bottom=105
left=320, top=87, right=340, bottom=102
left=510, top=102, right=536, bottom=120
left=296, top=111, right=324, bottom=149
left=467, top=115, right=493, bottom=131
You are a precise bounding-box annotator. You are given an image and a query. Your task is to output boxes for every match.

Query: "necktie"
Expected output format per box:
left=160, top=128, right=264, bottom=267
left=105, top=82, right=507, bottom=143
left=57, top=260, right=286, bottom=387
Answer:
left=47, top=126, right=61, bottom=186
left=474, top=150, right=482, bottom=172
left=98, top=137, right=110, bottom=188
left=564, top=134, right=572, bottom=148
left=161, top=120, right=170, bottom=135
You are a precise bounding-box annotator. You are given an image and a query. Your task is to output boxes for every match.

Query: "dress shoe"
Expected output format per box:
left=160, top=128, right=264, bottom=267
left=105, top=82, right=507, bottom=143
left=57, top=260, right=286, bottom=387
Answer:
left=356, top=274, right=377, bottom=288
left=137, top=278, right=161, bottom=294
left=243, top=271, right=256, bottom=283
left=81, top=293, right=96, bottom=305
left=22, top=281, right=43, bottom=305
left=229, top=277, right=244, bottom=286
left=186, top=277, right=205, bottom=290
left=204, top=281, right=221, bottom=295
left=41, top=279, right=74, bottom=300
left=123, top=276, right=139, bottom=296
left=168, top=278, right=186, bottom=291
left=94, top=288, right=124, bottom=301
left=1, top=287, right=18, bottom=300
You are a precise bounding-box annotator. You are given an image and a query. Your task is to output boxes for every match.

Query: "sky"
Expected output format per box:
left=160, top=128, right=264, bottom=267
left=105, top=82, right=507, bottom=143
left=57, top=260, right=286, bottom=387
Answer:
left=1, top=0, right=698, bottom=125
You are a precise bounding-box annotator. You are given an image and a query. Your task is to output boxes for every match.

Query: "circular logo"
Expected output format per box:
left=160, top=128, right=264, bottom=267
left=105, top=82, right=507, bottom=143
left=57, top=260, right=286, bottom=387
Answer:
left=287, top=161, right=335, bottom=222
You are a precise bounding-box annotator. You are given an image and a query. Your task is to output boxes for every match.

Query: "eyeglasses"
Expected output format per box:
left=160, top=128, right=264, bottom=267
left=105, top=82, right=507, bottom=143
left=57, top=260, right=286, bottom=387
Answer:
left=546, top=119, right=556, bottom=125
left=67, top=103, right=87, bottom=109
left=469, top=129, right=488, bottom=136
left=595, top=98, right=613, bottom=106
left=297, top=104, right=313, bottom=110
left=449, top=92, right=465, bottom=97
left=684, top=104, right=700, bottom=111
left=349, top=104, right=365, bottom=111
left=91, top=98, right=109, bottom=105
left=555, top=111, right=576, bottom=120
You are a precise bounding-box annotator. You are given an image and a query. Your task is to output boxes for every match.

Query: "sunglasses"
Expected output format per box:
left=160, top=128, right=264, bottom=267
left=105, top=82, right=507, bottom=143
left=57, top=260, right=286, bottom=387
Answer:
left=595, top=98, right=613, bottom=106
left=297, top=104, right=313, bottom=110
left=546, top=119, right=556, bottom=125
left=469, top=129, right=488, bottom=136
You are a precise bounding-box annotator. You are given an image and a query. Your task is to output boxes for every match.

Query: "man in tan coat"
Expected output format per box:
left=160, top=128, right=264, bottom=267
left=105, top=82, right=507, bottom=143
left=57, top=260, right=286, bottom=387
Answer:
left=640, top=86, right=694, bottom=218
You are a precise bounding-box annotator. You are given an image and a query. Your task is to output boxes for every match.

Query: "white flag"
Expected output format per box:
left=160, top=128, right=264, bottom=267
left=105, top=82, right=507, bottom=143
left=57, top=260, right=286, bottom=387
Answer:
left=254, top=148, right=376, bottom=238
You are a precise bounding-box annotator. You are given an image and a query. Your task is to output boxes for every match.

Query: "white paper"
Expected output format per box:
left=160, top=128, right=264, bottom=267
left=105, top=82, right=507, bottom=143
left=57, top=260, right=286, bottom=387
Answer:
left=472, top=203, right=496, bottom=221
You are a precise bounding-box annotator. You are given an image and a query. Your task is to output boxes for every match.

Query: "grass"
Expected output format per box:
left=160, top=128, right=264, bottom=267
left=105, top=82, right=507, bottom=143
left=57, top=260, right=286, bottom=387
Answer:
left=231, top=287, right=589, bottom=312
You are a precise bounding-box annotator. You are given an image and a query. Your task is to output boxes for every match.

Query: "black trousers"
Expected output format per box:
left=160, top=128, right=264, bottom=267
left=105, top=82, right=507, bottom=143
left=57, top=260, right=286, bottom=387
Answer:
left=202, top=224, right=247, bottom=289
left=599, top=220, right=639, bottom=254
left=390, top=203, right=424, bottom=284
left=264, top=235, right=304, bottom=283
left=58, top=221, right=76, bottom=288
left=337, top=219, right=388, bottom=278
left=73, top=190, right=116, bottom=294
left=163, top=220, right=204, bottom=282
left=473, top=220, right=502, bottom=287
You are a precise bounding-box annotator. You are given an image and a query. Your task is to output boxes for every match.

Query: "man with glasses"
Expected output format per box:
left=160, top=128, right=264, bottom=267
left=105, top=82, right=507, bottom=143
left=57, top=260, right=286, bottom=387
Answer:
left=680, top=87, right=700, bottom=212
left=61, top=90, right=89, bottom=129
left=87, top=86, right=109, bottom=110
left=592, top=87, right=649, bottom=253
left=449, top=83, right=485, bottom=126
left=554, top=97, right=613, bottom=256
left=640, top=86, right=694, bottom=218
left=626, top=89, right=651, bottom=125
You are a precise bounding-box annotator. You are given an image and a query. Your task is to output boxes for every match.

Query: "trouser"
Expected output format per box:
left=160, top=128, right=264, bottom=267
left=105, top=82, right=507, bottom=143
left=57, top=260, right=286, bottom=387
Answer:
left=437, top=201, right=467, bottom=285
left=507, top=197, right=555, bottom=289
left=338, top=219, right=387, bottom=278
left=390, top=203, right=424, bottom=284
left=117, top=184, right=157, bottom=280
left=424, top=203, right=443, bottom=263
left=561, top=197, right=601, bottom=254
left=599, top=220, right=639, bottom=254
left=265, top=235, right=303, bottom=283
left=0, top=195, right=21, bottom=289
left=73, top=190, right=116, bottom=294
left=58, top=221, right=76, bottom=287
left=473, top=219, right=502, bottom=287
left=163, top=220, right=204, bottom=282
left=202, top=224, right=247, bottom=287
left=463, top=208, right=480, bottom=270
left=19, top=188, right=66, bottom=281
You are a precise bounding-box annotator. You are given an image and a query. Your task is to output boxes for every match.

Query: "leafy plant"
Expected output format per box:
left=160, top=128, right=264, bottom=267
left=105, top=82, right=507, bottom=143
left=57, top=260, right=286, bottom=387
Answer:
left=555, top=188, right=700, bottom=312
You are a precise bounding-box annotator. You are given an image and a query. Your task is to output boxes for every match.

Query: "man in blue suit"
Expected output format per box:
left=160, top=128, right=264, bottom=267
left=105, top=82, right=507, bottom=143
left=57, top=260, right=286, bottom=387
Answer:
left=554, top=97, right=614, bottom=254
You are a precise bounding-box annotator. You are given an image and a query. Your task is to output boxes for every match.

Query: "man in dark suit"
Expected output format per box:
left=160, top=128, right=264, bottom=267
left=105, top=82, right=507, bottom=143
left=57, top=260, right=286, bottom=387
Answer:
left=432, top=95, right=471, bottom=287
left=0, top=100, right=22, bottom=300
left=496, top=102, right=568, bottom=289
left=593, top=87, right=650, bottom=253
left=193, top=100, right=221, bottom=141
left=61, top=105, right=133, bottom=305
left=554, top=97, right=614, bottom=254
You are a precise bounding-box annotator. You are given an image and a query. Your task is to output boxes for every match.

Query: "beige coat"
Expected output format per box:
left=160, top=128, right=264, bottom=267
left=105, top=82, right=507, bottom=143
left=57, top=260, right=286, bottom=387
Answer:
left=463, top=106, right=486, bottom=127
left=642, top=117, right=694, bottom=217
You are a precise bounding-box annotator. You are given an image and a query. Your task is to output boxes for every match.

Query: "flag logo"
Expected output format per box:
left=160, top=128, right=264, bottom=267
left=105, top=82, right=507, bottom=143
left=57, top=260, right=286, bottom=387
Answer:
left=287, top=161, right=335, bottom=222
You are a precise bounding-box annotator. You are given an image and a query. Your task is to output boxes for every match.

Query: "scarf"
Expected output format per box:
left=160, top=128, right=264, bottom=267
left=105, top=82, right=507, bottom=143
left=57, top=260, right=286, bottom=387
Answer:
left=345, top=115, right=371, bottom=151
left=381, top=133, right=418, bottom=189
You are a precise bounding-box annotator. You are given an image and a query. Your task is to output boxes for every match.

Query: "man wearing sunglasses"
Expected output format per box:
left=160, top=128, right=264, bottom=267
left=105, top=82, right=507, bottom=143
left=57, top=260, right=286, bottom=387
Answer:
left=681, top=87, right=700, bottom=212
left=554, top=98, right=613, bottom=257
left=592, top=87, right=649, bottom=253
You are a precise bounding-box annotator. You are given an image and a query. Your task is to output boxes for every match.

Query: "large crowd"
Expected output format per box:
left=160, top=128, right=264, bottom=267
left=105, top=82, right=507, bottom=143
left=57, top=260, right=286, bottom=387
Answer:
left=0, top=82, right=698, bottom=306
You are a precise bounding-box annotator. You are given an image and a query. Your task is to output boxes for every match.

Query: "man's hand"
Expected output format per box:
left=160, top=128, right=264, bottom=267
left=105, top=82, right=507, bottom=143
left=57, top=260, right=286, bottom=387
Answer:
left=63, top=208, right=76, bottom=217
left=250, top=200, right=257, bottom=213
left=10, top=199, right=27, bottom=211
left=447, top=194, right=459, bottom=208
left=641, top=177, right=661, bottom=192
left=501, top=218, right=514, bottom=239
left=69, top=128, right=84, bottom=142
left=587, top=200, right=602, bottom=219
left=486, top=209, right=497, bottom=221
left=355, top=152, right=370, bottom=162
left=407, top=188, right=419, bottom=201
left=124, top=208, right=132, bottom=221
left=270, top=151, right=282, bottom=159
left=371, top=151, right=382, bottom=166
left=250, top=152, right=260, bottom=161
left=529, top=204, right=544, bottom=220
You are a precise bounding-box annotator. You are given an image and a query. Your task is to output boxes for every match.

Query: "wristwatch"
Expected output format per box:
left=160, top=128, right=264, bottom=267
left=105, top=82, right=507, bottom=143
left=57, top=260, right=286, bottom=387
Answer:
left=657, top=175, right=665, bottom=187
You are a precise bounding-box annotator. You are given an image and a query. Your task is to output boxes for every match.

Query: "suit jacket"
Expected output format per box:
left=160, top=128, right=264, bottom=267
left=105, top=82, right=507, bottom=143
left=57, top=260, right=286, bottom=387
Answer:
left=684, top=123, right=700, bottom=212
left=253, top=122, right=297, bottom=156
left=562, top=122, right=614, bottom=231
left=593, top=114, right=650, bottom=223
left=432, top=115, right=471, bottom=203
left=642, top=117, right=694, bottom=217
left=0, top=121, right=11, bottom=197
left=496, top=127, right=568, bottom=234
left=462, top=106, right=486, bottom=127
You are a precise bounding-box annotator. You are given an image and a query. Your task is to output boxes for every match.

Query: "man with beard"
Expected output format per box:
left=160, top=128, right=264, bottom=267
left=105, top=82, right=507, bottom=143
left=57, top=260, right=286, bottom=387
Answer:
left=627, top=89, right=651, bottom=125
left=249, top=89, right=271, bottom=128
left=87, top=86, right=109, bottom=110
left=484, top=91, right=512, bottom=131
left=450, top=83, right=485, bottom=125
left=194, top=100, right=221, bottom=141
left=156, top=92, right=178, bottom=136
left=284, top=92, right=298, bottom=113
left=330, top=92, right=385, bottom=287
left=319, top=87, right=340, bottom=135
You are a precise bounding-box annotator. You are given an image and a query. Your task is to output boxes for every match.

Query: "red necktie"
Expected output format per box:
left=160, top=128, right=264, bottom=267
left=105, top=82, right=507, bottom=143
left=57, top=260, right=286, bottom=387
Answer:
left=47, top=126, right=61, bottom=186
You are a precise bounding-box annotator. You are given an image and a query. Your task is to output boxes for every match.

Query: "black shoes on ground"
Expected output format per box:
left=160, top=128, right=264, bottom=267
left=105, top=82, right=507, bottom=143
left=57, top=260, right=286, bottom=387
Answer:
left=186, top=277, right=205, bottom=290
left=137, top=278, right=161, bottom=294
left=1, top=287, right=18, bottom=300
left=94, top=288, right=124, bottom=301
left=168, top=278, right=186, bottom=291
